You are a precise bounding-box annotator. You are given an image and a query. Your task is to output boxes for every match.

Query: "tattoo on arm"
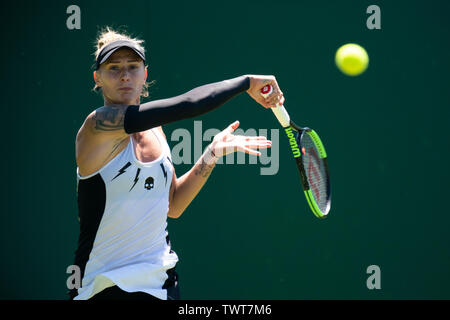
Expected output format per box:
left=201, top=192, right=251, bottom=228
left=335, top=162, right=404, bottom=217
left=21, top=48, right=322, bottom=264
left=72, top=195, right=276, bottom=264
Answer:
left=94, top=107, right=126, bottom=132
left=194, top=161, right=215, bottom=178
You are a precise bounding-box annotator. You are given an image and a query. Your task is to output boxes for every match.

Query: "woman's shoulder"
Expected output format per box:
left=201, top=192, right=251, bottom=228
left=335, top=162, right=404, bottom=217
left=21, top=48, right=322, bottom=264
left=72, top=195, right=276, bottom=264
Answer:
left=156, top=126, right=166, bottom=139
left=78, top=105, right=130, bottom=137
left=76, top=109, right=96, bottom=138
left=75, top=106, right=130, bottom=177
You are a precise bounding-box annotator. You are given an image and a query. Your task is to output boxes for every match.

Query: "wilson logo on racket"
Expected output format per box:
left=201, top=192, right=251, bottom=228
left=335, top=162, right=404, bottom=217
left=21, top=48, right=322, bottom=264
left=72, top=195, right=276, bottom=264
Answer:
left=284, top=127, right=301, bottom=158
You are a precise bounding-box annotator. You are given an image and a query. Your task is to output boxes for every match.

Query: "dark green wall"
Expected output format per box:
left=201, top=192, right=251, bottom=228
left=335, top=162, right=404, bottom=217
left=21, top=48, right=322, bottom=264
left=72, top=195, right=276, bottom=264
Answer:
left=1, top=0, right=449, bottom=299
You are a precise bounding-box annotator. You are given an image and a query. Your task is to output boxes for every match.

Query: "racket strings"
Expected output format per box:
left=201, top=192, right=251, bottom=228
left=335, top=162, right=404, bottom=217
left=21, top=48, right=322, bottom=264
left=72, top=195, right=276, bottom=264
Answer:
left=301, top=134, right=329, bottom=214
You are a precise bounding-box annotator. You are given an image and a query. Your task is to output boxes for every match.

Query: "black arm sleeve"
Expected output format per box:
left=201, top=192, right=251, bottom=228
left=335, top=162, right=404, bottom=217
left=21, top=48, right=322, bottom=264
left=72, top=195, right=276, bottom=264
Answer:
left=123, top=75, right=250, bottom=134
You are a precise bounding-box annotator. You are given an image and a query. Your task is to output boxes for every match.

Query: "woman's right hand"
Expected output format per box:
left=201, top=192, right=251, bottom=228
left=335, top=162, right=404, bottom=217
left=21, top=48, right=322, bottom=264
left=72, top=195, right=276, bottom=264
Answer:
left=246, top=75, right=285, bottom=109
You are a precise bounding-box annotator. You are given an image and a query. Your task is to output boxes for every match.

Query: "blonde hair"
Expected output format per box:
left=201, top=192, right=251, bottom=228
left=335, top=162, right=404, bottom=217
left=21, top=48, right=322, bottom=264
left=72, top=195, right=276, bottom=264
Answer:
left=93, top=26, right=153, bottom=98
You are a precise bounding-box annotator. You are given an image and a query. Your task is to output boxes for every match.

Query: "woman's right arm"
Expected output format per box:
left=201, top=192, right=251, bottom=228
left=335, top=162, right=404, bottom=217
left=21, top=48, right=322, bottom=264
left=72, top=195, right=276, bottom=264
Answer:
left=123, top=74, right=284, bottom=134
left=76, top=74, right=285, bottom=175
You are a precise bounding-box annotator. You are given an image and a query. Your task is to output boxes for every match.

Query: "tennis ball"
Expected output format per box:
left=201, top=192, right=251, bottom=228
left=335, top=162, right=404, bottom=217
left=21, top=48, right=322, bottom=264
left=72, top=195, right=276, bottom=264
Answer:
left=335, top=43, right=369, bottom=76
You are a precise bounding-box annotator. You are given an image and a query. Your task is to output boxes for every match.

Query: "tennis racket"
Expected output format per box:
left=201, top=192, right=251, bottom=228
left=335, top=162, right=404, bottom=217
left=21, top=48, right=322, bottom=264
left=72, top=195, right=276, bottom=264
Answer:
left=261, top=85, right=331, bottom=219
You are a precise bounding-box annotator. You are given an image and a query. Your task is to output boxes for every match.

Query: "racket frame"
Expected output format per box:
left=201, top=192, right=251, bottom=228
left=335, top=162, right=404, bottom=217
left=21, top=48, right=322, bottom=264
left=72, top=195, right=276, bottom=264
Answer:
left=290, top=122, right=331, bottom=218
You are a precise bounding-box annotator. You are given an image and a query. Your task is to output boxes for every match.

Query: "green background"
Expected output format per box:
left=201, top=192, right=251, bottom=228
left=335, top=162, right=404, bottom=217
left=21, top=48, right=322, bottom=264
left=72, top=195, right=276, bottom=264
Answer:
left=1, top=0, right=449, bottom=299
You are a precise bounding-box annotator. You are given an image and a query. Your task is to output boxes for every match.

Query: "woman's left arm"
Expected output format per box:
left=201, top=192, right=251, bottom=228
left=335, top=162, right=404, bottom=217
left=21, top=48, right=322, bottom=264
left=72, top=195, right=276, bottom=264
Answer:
left=167, top=121, right=271, bottom=219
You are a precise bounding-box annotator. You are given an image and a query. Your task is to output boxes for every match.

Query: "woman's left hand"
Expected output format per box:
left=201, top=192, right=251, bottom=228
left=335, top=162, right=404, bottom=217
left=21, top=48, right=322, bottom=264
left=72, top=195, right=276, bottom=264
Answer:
left=208, top=121, right=272, bottom=159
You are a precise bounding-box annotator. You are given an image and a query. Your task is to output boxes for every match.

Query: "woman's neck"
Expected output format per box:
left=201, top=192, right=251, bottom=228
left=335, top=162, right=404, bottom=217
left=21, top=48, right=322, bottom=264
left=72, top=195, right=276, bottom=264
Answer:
left=104, top=96, right=140, bottom=106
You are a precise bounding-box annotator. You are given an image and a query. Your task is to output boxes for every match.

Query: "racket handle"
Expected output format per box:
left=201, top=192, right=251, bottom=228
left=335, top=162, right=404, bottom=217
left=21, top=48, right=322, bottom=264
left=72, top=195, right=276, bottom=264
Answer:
left=260, top=85, right=291, bottom=128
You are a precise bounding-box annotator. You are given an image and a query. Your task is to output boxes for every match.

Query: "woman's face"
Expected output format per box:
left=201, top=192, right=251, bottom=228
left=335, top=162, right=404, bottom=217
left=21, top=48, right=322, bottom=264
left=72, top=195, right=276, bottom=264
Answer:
left=95, top=48, right=147, bottom=105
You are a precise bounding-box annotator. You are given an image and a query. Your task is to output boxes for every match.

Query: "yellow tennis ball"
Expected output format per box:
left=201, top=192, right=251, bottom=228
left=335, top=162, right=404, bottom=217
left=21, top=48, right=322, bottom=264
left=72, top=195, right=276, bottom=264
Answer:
left=335, top=43, right=369, bottom=76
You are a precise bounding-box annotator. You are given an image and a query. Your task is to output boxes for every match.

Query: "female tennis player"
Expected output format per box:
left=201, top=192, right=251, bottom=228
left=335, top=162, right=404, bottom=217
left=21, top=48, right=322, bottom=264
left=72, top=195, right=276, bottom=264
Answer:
left=69, top=27, right=285, bottom=300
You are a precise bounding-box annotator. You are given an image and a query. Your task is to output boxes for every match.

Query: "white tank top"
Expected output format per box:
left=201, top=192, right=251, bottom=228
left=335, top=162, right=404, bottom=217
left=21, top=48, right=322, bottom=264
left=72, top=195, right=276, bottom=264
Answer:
left=73, top=128, right=178, bottom=300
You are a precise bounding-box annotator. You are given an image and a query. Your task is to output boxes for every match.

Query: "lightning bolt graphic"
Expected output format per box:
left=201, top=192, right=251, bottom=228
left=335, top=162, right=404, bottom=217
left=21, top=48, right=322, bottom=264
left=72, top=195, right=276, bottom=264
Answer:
left=129, top=168, right=141, bottom=191
left=160, top=163, right=167, bottom=186
left=112, top=162, right=132, bottom=181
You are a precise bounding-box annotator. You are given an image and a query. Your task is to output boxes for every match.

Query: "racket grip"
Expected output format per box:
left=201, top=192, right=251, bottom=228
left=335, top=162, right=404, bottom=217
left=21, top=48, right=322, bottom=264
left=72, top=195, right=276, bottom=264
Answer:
left=260, top=85, right=291, bottom=128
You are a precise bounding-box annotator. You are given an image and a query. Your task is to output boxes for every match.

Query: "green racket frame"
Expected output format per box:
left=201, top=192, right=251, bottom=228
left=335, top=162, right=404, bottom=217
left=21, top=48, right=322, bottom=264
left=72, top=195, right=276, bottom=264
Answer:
left=290, top=122, right=331, bottom=219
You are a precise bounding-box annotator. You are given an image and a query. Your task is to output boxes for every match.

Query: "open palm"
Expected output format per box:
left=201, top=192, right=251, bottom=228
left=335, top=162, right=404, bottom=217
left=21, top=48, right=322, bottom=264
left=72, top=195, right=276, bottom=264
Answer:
left=210, top=121, right=272, bottom=158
